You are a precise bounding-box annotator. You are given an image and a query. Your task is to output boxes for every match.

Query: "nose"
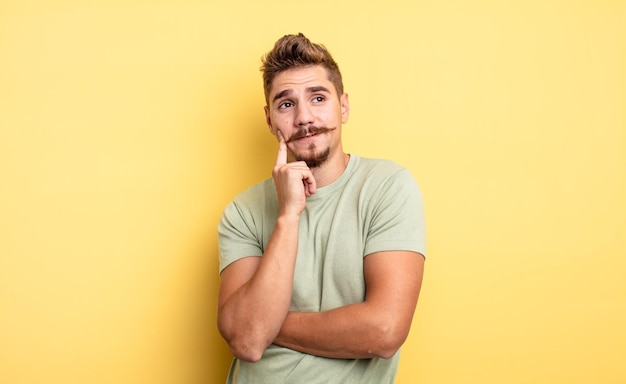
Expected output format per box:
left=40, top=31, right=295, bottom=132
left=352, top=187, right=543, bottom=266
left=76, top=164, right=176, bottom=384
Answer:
left=294, top=103, right=314, bottom=127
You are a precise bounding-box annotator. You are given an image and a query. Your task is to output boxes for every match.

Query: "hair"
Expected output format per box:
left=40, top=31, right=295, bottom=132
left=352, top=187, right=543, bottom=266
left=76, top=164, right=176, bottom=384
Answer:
left=261, top=33, right=344, bottom=104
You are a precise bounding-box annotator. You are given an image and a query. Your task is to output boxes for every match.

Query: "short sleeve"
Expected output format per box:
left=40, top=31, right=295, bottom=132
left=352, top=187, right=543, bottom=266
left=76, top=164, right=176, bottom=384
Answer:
left=363, top=169, right=426, bottom=258
left=217, top=199, right=264, bottom=273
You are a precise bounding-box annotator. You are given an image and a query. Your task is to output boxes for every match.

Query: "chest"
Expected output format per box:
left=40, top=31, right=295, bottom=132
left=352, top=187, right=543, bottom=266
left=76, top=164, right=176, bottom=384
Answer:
left=289, top=194, right=368, bottom=311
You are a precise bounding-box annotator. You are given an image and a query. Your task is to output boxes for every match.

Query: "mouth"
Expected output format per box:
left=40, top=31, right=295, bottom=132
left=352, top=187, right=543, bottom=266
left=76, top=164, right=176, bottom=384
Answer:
left=287, top=127, right=335, bottom=143
left=295, top=132, right=320, bottom=141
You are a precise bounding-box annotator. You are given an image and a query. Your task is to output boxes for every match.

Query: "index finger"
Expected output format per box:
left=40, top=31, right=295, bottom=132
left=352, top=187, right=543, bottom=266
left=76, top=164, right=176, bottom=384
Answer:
left=275, top=130, right=287, bottom=165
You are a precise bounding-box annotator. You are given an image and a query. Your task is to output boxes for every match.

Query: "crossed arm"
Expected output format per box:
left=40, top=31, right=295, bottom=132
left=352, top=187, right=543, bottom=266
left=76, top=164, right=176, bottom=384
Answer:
left=217, top=246, right=424, bottom=362
left=217, top=131, right=424, bottom=362
left=217, top=215, right=300, bottom=363
left=274, top=250, right=424, bottom=359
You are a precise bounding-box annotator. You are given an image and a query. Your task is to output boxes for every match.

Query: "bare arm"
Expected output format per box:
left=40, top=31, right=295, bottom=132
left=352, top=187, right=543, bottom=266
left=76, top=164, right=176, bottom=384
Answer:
left=217, top=216, right=299, bottom=362
left=217, top=131, right=315, bottom=362
left=273, top=250, right=424, bottom=359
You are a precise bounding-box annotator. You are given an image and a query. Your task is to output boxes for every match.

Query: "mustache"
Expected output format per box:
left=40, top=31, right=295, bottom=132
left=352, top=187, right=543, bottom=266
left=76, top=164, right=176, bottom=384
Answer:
left=286, top=126, right=336, bottom=143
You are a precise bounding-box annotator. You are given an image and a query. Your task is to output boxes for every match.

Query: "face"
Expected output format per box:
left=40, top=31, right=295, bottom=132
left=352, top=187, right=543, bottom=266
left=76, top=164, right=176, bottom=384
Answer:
left=264, top=65, right=349, bottom=168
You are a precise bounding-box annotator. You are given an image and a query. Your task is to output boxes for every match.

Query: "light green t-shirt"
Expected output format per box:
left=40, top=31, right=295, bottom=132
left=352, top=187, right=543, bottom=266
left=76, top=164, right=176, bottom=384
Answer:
left=218, top=155, right=425, bottom=384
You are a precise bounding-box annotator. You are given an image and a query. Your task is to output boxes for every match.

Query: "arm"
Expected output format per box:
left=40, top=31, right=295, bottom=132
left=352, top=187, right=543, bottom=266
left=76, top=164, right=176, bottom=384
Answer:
left=273, top=250, right=424, bottom=359
left=217, top=216, right=299, bottom=362
left=217, top=132, right=316, bottom=363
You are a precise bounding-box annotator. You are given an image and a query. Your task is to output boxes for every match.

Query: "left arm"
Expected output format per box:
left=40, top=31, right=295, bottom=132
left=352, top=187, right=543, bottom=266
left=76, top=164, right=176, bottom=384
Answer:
left=273, top=250, right=425, bottom=359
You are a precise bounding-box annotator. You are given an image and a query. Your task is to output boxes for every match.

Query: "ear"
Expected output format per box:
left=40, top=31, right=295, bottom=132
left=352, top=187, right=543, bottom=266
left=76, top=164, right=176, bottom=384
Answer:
left=340, top=93, right=350, bottom=124
left=264, top=105, right=276, bottom=135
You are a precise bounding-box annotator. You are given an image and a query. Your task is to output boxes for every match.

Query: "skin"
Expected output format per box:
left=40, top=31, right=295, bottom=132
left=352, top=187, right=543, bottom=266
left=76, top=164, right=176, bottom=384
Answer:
left=265, top=65, right=350, bottom=187
left=217, top=64, right=424, bottom=363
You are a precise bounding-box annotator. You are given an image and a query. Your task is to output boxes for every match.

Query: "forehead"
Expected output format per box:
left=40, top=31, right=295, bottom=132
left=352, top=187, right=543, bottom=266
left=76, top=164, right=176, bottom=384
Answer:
left=269, top=65, right=335, bottom=99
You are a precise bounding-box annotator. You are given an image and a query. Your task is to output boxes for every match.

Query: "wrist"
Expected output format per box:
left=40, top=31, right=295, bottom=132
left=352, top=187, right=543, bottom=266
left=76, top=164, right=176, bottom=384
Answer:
left=276, top=212, right=301, bottom=226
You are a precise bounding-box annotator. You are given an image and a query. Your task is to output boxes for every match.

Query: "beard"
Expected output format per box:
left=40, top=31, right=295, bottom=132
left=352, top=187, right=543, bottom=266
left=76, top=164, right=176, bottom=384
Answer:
left=295, top=146, right=331, bottom=168
left=288, top=126, right=335, bottom=168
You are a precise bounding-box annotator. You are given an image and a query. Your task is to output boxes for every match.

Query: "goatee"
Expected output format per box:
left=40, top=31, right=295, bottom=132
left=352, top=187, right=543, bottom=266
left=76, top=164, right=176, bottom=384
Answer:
left=289, top=126, right=335, bottom=168
left=296, top=146, right=331, bottom=168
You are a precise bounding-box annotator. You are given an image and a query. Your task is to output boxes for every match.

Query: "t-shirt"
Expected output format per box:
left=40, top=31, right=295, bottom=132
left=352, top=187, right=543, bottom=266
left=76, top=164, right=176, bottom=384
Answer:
left=218, top=154, right=426, bottom=383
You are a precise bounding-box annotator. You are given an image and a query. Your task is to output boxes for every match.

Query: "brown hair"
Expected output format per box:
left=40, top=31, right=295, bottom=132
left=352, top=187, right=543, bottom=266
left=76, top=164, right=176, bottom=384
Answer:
left=261, top=33, right=344, bottom=104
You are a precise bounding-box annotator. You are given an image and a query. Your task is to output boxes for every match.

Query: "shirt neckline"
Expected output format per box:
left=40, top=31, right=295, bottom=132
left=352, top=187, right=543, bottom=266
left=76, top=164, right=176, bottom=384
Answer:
left=306, top=154, right=358, bottom=201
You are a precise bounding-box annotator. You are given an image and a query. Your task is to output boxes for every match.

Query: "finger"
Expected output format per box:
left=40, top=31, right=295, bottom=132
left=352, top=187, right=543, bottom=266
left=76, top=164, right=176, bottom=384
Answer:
left=275, top=130, right=287, bottom=165
left=302, top=173, right=316, bottom=196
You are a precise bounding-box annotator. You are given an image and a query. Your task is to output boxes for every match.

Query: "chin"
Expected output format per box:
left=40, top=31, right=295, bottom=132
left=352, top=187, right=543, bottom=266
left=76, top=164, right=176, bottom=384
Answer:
left=296, top=147, right=331, bottom=168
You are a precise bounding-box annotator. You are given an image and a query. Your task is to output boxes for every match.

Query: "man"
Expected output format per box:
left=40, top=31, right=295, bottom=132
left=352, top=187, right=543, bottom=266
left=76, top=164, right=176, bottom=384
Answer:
left=217, top=33, right=426, bottom=383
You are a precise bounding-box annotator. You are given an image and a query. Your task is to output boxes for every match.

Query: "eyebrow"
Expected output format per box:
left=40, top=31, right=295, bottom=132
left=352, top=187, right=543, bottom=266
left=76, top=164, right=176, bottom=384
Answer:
left=272, top=86, right=332, bottom=103
left=307, top=86, right=331, bottom=94
left=272, top=89, right=292, bottom=103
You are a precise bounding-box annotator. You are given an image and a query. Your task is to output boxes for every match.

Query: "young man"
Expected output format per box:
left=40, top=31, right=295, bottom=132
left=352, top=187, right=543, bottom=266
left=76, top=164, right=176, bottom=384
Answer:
left=217, top=33, right=426, bottom=383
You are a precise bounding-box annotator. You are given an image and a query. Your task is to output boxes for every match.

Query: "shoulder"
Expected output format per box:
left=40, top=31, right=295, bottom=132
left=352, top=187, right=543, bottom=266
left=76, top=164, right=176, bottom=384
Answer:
left=230, top=177, right=276, bottom=205
left=350, top=155, right=417, bottom=188
left=222, top=178, right=276, bottom=218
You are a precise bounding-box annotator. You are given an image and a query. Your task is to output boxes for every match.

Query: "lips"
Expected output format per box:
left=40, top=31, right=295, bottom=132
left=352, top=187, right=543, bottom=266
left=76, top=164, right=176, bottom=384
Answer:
left=287, top=127, right=335, bottom=143
left=298, top=133, right=319, bottom=140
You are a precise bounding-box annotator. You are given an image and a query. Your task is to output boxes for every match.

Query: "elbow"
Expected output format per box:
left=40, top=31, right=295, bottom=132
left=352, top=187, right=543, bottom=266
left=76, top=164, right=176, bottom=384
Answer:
left=375, top=340, right=402, bottom=360
left=377, top=345, right=401, bottom=360
left=218, top=315, right=275, bottom=363
left=218, top=324, right=268, bottom=363
left=221, top=330, right=267, bottom=362
left=370, top=320, right=409, bottom=359
left=228, top=340, right=265, bottom=363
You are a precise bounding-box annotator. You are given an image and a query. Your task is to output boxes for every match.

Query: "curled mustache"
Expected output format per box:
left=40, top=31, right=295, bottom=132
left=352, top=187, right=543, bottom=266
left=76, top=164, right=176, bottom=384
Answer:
left=286, top=126, right=336, bottom=143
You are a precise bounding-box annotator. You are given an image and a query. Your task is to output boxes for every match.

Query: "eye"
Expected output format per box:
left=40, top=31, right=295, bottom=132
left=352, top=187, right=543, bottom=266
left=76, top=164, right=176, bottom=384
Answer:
left=278, top=101, right=294, bottom=109
left=312, top=96, right=325, bottom=103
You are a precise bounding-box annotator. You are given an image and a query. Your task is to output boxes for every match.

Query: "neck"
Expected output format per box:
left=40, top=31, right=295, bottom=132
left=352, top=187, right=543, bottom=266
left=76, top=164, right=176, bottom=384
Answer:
left=310, top=151, right=350, bottom=188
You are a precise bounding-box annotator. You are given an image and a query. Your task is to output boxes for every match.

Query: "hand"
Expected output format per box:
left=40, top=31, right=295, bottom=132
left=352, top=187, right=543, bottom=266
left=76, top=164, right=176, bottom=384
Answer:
left=272, top=130, right=316, bottom=217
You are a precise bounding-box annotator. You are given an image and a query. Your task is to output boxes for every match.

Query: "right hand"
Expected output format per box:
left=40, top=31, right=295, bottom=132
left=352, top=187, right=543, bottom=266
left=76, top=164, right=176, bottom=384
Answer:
left=272, top=130, right=316, bottom=217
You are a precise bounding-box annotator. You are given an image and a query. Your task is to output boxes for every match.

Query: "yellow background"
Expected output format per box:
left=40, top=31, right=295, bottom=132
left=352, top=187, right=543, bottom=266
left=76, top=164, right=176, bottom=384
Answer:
left=1, top=0, right=624, bottom=383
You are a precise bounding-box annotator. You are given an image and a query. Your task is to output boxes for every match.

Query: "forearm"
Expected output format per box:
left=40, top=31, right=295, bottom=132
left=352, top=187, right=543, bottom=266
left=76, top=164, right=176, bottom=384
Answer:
left=218, top=215, right=300, bottom=362
left=273, top=302, right=407, bottom=360
left=274, top=251, right=423, bottom=360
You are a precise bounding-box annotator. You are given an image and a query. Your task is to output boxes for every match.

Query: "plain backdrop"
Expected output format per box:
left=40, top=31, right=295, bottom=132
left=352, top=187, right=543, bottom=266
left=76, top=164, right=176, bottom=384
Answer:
left=1, top=0, right=625, bottom=383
